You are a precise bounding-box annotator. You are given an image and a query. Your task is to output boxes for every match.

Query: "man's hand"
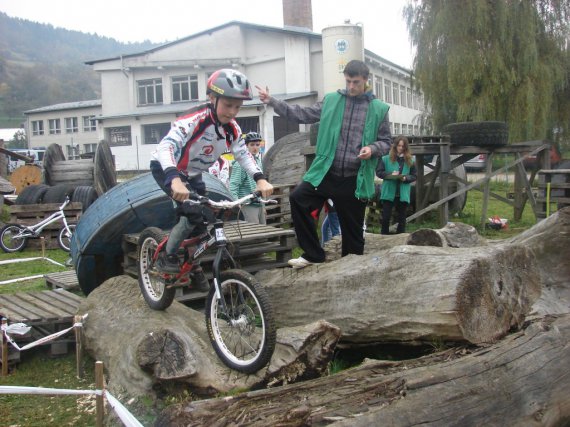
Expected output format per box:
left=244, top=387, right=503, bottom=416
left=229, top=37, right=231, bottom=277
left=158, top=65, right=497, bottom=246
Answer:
left=170, top=177, right=190, bottom=202
left=357, top=146, right=373, bottom=160
left=255, top=179, right=274, bottom=199
left=255, top=85, right=271, bottom=104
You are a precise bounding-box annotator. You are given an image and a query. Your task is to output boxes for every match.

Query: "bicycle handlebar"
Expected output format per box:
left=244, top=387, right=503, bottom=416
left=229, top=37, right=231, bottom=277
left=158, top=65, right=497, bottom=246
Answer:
left=182, top=192, right=277, bottom=210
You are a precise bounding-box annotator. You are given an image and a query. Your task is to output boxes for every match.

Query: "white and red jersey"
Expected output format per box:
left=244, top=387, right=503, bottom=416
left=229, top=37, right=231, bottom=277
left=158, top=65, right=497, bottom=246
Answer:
left=151, top=103, right=262, bottom=185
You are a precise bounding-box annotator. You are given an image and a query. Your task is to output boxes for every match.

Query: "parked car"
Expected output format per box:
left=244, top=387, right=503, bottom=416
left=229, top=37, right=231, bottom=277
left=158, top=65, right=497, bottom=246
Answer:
left=522, top=143, right=562, bottom=170
left=464, top=154, right=487, bottom=171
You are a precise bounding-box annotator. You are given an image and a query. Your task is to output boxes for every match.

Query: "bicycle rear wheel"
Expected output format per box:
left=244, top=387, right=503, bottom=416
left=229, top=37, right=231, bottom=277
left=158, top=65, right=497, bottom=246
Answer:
left=137, top=227, right=175, bottom=310
left=57, top=224, right=76, bottom=252
left=206, top=269, right=276, bottom=373
left=0, top=224, right=28, bottom=253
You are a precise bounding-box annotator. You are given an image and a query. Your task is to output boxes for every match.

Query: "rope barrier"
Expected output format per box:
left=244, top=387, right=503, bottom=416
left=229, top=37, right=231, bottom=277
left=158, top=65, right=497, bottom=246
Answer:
left=0, top=256, right=67, bottom=285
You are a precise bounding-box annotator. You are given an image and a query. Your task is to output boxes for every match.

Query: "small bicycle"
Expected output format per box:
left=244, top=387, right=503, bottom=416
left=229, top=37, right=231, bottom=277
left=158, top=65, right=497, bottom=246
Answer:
left=137, top=192, right=277, bottom=373
left=0, top=196, right=76, bottom=253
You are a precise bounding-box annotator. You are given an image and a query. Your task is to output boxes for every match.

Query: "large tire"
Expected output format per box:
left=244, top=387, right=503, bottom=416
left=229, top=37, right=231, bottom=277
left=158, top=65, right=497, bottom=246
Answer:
left=205, top=269, right=276, bottom=373
left=15, top=184, right=49, bottom=205
left=42, top=184, right=76, bottom=204
left=443, top=121, right=508, bottom=146
left=137, top=227, right=176, bottom=310
left=0, top=224, right=28, bottom=252
left=71, top=186, right=98, bottom=212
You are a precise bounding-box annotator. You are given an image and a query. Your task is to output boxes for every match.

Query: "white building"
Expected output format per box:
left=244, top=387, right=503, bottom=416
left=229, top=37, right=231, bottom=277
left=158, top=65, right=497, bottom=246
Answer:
left=25, top=13, right=425, bottom=171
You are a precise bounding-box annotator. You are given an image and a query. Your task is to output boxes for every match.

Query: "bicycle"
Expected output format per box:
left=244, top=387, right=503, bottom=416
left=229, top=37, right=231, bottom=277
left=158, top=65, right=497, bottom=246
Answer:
left=0, top=196, right=76, bottom=253
left=137, top=192, right=277, bottom=373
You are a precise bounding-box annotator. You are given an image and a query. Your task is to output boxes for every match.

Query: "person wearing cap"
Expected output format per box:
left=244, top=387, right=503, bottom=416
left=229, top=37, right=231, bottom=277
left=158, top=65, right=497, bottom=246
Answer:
left=256, top=59, right=391, bottom=268
left=150, top=69, right=273, bottom=283
left=230, top=131, right=266, bottom=224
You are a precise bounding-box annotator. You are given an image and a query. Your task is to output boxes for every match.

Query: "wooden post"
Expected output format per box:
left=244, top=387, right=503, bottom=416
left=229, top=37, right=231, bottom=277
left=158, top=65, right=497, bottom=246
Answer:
left=438, top=143, right=450, bottom=226
left=74, top=315, right=83, bottom=379
left=1, top=318, right=8, bottom=377
left=95, top=361, right=105, bottom=427
left=40, top=236, right=45, bottom=258
left=480, top=152, right=494, bottom=229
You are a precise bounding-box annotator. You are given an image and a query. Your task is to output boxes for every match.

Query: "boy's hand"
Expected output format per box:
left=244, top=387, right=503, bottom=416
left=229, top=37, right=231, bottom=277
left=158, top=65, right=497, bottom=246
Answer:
left=255, top=179, right=274, bottom=198
left=170, top=177, right=190, bottom=202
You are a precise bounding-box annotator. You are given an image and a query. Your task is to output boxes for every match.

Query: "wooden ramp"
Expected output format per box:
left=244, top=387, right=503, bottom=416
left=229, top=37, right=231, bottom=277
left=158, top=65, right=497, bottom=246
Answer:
left=0, top=289, right=84, bottom=362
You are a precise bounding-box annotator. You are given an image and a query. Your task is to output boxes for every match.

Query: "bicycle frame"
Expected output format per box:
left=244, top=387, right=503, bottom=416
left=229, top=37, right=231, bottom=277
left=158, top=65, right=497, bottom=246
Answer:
left=13, top=198, right=73, bottom=239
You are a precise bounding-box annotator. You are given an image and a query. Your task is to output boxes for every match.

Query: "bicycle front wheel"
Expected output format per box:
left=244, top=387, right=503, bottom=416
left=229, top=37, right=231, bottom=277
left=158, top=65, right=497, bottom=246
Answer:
left=206, top=269, right=276, bottom=373
left=137, top=227, right=175, bottom=310
left=0, top=224, right=27, bottom=253
left=57, top=224, right=76, bottom=252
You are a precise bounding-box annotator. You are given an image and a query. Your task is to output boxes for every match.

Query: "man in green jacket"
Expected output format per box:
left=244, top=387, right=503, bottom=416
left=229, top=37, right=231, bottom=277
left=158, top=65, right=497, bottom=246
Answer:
left=256, top=60, right=391, bottom=268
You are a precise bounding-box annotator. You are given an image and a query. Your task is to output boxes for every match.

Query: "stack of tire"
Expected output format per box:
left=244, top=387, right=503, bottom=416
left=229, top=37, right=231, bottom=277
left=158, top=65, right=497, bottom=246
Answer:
left=15, top=183, right=98, bottom=212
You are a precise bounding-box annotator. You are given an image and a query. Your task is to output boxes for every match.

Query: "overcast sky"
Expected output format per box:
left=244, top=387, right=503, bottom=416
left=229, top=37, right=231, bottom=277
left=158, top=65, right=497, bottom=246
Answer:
left=0, top=0, right=414, bottom=68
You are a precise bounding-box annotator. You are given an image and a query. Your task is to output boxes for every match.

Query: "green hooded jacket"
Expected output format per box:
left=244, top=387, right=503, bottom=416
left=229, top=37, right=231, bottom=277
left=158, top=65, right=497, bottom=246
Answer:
left=302, top=91, right=389, bottom=199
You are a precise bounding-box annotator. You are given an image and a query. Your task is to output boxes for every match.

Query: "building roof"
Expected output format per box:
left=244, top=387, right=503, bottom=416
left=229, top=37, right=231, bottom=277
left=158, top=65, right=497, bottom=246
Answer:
left=97, top=92, right=317, bottom=120
left=24, top=99, right=102, bottom=114
left=85, top=21, right=321, bottom=65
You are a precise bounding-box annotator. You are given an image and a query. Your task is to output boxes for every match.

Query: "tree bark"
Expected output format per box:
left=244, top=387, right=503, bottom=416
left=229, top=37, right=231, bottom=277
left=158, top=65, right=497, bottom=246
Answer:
left=156, top=314, right=570, bottom=427
left=77, top=276, right=340, bottom=399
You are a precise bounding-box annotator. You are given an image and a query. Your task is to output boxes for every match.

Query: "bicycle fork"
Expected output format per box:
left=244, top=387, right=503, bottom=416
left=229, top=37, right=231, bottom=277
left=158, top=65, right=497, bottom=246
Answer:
left=211, top=221, right=237, bottom=317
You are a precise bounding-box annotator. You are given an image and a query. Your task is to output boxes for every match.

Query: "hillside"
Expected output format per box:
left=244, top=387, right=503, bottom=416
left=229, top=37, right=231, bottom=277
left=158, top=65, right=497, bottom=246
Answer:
left=0, top=12, right=157, bottom=126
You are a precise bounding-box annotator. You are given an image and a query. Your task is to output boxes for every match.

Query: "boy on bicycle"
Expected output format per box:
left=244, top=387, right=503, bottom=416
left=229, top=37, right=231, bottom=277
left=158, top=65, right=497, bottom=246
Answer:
left=150, top=69, right=273, bottom=289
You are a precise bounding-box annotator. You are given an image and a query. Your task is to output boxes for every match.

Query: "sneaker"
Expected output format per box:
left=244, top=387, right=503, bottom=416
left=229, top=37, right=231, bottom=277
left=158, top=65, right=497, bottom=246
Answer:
left=156, top=253, right=180, bottom=274
left=287, top=256, right=321, bottom=269
left=190, top=267, right=210, bottom=292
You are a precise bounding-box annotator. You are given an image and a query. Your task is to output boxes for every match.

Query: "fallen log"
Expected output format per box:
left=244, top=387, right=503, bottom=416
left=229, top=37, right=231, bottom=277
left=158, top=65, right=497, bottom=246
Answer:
left=258, top=241, right=541, bottom=344
left=77, top=275, right=340, bottom=399
left=156, top=314, right=570, bottom=427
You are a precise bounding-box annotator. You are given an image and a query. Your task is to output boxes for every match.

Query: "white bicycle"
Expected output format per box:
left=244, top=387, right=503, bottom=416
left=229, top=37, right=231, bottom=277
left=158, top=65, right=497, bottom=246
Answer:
left=0, top=196, right=76, bottom=253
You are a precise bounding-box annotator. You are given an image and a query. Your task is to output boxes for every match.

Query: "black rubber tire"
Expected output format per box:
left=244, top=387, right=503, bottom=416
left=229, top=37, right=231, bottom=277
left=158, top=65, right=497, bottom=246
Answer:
left=443, top=121, right=508, bottom=146
left=15, top=184, right=49, bottom=205
left=137, top=227, right=176, bottom=310
left=71, top=186, right=98, bottom=212
left=42, top=184, right=76, bottom=204
left=0, top=224, right=28, bottom=252
left=206, top=269, right=276, bottom=373
left=57, top=224, right=76, bottom=252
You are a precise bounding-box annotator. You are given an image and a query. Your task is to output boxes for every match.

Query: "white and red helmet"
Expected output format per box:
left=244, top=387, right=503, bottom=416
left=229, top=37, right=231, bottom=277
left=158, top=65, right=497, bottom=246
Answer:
left=207, top=69, right=253, bottom=100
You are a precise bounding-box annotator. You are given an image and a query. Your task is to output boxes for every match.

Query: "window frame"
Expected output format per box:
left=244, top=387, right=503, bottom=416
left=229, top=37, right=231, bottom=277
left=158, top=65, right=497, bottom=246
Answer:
left=374, top=75, right=383, bottom=100
left=48, top=118, right=61, bottom=135
left=137, top=78, right=163, bottom=106
left=384, top=79, right=392, bottom=103
left=31, top=120, right=44, bottom=136
left=65, top=117, right=79, bottom=133
left=83, top=115, right=97, bottom=132
left=392, top=82, right=399, bottom=105
left=171, top=74, right=199, bottom=102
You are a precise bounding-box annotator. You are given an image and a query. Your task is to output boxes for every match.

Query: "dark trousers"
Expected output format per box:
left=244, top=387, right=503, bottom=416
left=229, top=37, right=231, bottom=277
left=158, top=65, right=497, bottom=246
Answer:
left=290, top=174, right=367, bottom=262
left=381, top=198, right=408, bottom=234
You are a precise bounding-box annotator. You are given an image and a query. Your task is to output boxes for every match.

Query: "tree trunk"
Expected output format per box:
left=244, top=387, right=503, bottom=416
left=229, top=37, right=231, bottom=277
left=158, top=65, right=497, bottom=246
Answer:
left=77, top=276, right=340, bottom=399
left=258, top=241, right=541, bottom=344
left=156, top=314, right=570, bottom=427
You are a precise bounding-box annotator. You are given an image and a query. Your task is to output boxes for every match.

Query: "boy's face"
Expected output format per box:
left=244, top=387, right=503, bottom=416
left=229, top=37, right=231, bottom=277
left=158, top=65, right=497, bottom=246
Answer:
left=247, top=140, right=261, bottom=156
left=344, top=74, right=367, bottom=97
left=211, top=94, right=243, bottom=124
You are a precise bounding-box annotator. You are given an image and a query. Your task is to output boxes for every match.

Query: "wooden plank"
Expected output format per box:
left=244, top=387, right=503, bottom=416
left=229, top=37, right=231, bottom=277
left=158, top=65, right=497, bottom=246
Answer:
left=15, top=292, right=73, bottom=319
left=1, top=293, right=65, bottom=321
left=27, top=292, right=79, bottom=317
left=0, top=295, right=44, bottom=322
left=44, top=270, right=79, bottom=290
left=47, top=288, right=84, bottom=305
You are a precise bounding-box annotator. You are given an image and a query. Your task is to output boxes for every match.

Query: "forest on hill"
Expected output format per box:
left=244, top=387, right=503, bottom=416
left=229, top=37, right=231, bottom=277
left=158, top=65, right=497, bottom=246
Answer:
left=0, top=12, right=157, bottom=127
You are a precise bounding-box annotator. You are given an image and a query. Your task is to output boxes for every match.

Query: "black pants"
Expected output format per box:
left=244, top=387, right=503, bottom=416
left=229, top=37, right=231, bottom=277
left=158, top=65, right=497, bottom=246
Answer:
left=289, top=174, right=367, bottom=263
left=381, top=198, right=408, bottom=234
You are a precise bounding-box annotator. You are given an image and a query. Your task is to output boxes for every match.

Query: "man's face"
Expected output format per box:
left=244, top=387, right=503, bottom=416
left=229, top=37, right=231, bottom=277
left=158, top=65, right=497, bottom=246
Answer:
left=344, top=74, right=367, bottom=97
left=211, top=95, right=243, bottom=124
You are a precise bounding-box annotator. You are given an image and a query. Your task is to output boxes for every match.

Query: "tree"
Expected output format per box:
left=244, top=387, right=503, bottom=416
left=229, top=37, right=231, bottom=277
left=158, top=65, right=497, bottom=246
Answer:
left=404, top=0, right=570, bottom=143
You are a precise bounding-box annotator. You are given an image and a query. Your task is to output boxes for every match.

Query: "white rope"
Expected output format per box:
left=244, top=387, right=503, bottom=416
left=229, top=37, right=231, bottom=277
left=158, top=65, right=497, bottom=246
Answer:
left=105, top=391, right=145, bottom=427
left=0, top=256, right=67, bottom=285
left=0, top=274, right=45, bottom=285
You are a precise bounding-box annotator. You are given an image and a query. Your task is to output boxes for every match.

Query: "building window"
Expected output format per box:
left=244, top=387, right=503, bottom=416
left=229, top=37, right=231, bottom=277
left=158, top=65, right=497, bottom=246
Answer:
left=400, top=85, right=406, bottom=107
left=389, top=121, right=394, bottom=134
left=407, top=88, right=413, bottom=109
left=374, top=75, right=383, bottom=100
left=48, top=119, right=61, bottom=135
left=172, top=75, right=199, bottom=102
left=84, top=143, right=97, bottom=154
left=137, top=78, right=163, bottom=106
left=384, top=79, right=392, bottom=103
left=392, top=82, right=399, bottom=105
left=142, top=123, right=171, bottom=144
left=83, top=116, right=97, bottom=132
left=66, top=144, right=80, bottom=160
left=65, top=117, right=78, bottom=133
left=31, top=120, right=44, bottom=136
left=394, top=123, right=401, bottom=135
left=107, top=126, right=132, bottom=146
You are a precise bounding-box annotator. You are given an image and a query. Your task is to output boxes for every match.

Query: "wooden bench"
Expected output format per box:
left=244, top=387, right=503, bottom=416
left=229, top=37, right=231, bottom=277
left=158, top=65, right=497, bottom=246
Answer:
left=0, top=289, right=83, bottom=363
left=121, top=221, right=297, bottom=302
